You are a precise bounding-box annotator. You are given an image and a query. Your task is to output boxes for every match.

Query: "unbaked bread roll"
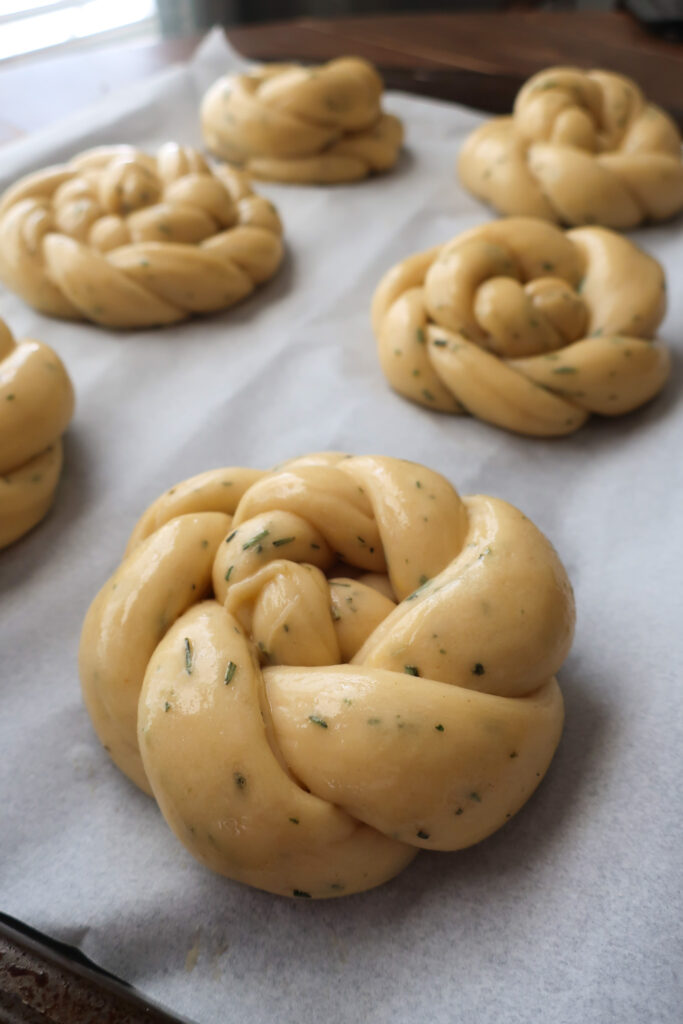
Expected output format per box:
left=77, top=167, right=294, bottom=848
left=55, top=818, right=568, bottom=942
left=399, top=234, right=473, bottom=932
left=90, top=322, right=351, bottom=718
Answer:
left=0, top=143, right=284, bottom=328
left=80, top=453, right=574, bottom=898
left=0, top=317, right=74, bottom=548
left=201, top=58, right=403, bottom=184
left=372, top=217, right=670, bottom=437
left=459, top=67, right=683, bottom=228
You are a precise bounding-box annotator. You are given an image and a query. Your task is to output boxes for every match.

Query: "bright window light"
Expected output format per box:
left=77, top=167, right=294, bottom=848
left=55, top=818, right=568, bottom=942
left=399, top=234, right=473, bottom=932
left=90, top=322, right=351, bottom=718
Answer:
left=0, top=0, right=159, bottom=61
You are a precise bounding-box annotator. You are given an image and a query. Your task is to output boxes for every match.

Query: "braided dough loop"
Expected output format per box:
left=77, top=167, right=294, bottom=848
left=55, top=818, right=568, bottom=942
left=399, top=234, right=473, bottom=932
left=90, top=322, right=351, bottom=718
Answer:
left=79, top=454, right=573, bottom=898
left=372, top=217, right=670, bottom=437
left=201, top=58, right=403, bottom=184
left=458, top=66, right=683, bottom=228
left=0, top=317, right=74, bottom=548
left=0, top=143, right=284, bottom=328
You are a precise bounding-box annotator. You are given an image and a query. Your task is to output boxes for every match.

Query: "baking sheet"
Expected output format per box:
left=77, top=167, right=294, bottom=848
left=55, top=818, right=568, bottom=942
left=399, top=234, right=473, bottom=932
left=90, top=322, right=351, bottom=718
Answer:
left=1, top=29, right=681, bottom=1024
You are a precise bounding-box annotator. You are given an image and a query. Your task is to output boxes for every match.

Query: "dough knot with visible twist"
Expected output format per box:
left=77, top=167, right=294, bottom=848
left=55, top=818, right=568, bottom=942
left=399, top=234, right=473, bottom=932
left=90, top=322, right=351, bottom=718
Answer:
left=80, top=453, right=574, bottom=897
left=201, top=57, right=403, bottom=184
left=0, top=317, right=74, bottom=548
left=372, top=217, right=670, bottom=436
left=0, top=143, right=284, bottom=328
left=458, top=66, right=683, bottom=228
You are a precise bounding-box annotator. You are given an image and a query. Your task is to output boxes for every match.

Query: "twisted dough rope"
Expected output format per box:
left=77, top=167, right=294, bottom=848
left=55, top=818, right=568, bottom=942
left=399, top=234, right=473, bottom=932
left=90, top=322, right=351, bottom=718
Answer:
left=0, top=143, right=284, bottom=328
left=458, top=66, right=683, bottom=228
left=80, top=453, right=573, bottom=898
left=0, top=317, right=74, bottom=548
left=372, top=217, right=670, bottom=437
left=201, top=57, right=403, bottom=184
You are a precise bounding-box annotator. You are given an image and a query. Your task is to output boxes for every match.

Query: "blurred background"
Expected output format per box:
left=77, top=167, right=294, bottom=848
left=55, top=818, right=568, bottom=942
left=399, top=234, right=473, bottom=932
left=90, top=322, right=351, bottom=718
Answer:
left=1, top=0, right=681, bottom=64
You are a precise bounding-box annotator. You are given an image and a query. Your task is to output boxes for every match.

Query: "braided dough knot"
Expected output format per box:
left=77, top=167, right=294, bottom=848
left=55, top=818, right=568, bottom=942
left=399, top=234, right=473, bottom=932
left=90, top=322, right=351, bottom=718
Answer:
left=80, top=454, right=574, bottom=897
left=0, top=317, right=74, bottom=548
left=0, top=143, right=284, bottom=327
left=372, top=217, right=670, bottom=436
left=459, top=66, right=683, bottom=228
left=201, top=58, right=403, bottom=184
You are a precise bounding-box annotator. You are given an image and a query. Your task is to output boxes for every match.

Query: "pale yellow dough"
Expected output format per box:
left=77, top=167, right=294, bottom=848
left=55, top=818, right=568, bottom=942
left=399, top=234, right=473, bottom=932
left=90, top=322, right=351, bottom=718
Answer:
left=372, top=217, right=670, bottom=437
left=201, top=58, right=403, bottom=184
left=79, top=453, right=574, bottom=898
left=0, top=143, right=284, bottom=328
left=458, top=66, right=683, bottom=228
left=0, top=316, right=74, bottom=548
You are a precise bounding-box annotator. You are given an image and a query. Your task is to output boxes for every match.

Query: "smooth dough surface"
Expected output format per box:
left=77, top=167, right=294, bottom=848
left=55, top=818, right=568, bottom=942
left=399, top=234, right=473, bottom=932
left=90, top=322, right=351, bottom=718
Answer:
left=80, top=453, right=574, bottom=898
left=372, top=217, right=670, bottom=437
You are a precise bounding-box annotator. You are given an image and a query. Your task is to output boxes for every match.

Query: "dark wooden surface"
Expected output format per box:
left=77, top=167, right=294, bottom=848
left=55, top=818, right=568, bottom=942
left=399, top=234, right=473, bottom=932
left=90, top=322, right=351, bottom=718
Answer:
left=0, top=11, right=681, bottom=148
left=0, top=9, right=681, bottom=1021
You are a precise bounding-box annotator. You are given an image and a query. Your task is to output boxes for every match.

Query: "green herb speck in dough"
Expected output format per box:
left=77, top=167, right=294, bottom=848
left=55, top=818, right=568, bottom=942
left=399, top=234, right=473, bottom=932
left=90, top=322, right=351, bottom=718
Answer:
left=309, top=714, right=328, bottom=729
left=469, top=792, right=481, bottom=802
left=416, top=327, right=426, bottom=344
left=164, top=701, right=171, bottom=712
left=225, top=565, right=234, bottom=581
left=417, top=830, right=430, bottom=840
left=435, top=724, right=445, bottom=732
left=293, top=890, right=311, bottom=898
left=273, top=536, right=295, bottom=547
left=243, top=528, right=269, bottom=550
left=289, top=817, right=299, bottom=825
left=552, top=366, right=578, bottom=375
left=224, top=661, right=237, bottom=685
left=184, top=637, right=193, bottom=674
left=234, top=772, right=246, bottom=789
left=226, top=530, right=237, bottom=543
left=472, top=663, right=485, bottom=676
left=404, top=665, right=419, bottom=676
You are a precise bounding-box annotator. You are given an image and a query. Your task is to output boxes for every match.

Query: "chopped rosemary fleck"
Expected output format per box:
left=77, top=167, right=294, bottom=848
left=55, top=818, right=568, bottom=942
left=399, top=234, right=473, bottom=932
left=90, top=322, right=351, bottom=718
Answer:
left=234, top=772, right=246, bottom=789
left=509, top=751, right=518, bottom=759
left=164, top=701, right=171, bottom=712
left=273, top=536, right=295, bottom=547
left=226, top=530, right=237, bottom=543
left=552, top=366, right=578, bottom=375
left=472, top=663, right=485, bottom=675
left=293, top=890, right=311, bottom=898
left=469, top=792, right=482, bottom=802
left=416, top=327, right=426, bottom=344
left=367, top=717, right=381, bottom=725
left=433, top=338, right=447, bottom=347
left=224, top=661, right=237, bottom=685
left=289, top=817, right=299, bottom=825
left=422, top=389, right=436, bottom=402
left=309, top=714, right=328, bottom=728
left=435, top=724, right=445, bottom=732
left=243, top=528, right=269, bottom=550
left=404, top=665, right=419, bottom=676
left=184, top=637, right=193, bottom=674
left=417, top=830, right=430, bottom=840
left=310, top=542, right=320, bottom=550
left=225, top=566, right=234, bottom=581
left=455, top=807, right=463, bottom=816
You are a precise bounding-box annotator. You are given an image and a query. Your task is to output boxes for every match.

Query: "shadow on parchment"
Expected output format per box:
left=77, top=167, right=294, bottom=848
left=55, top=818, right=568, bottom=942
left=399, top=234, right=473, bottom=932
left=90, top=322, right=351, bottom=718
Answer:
left=55, top=651, right=608, bottom=990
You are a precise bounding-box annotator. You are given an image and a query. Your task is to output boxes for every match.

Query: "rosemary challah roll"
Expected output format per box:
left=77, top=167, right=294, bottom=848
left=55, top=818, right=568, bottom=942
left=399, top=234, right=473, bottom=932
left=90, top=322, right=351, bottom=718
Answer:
left=0, top=316, right=74, bottom=548
left=80, top=453, right=574, bottom=898
left=372, top=217, right=670, bottom=436
left=459, top=66, right=683, bottom=228
left=0, top=143, right=284, bottom=328
left=201, top=58, right=403, bottom=184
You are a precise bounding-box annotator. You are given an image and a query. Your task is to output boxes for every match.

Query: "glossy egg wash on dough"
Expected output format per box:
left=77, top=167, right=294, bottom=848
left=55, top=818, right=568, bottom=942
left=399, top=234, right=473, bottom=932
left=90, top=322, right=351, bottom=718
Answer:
left=80, top=454, right=575, bottom=898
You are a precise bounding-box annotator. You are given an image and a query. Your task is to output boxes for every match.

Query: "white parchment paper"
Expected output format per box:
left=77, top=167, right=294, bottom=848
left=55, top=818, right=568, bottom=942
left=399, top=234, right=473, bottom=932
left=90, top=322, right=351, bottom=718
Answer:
left=1, top=30, right=681, bottom=1024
